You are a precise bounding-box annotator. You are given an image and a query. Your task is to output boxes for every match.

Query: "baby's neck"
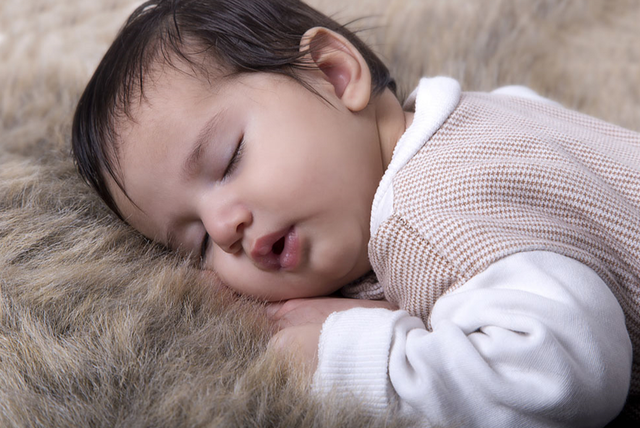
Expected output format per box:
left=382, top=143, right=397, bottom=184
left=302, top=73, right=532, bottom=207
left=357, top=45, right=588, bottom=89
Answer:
left=373, top=88, right=414, bottom=170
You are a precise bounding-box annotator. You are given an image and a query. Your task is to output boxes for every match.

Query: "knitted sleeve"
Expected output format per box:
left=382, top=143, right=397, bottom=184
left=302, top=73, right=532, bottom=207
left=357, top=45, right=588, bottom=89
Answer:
left=312, top=252, right=632, bottom=427
left=339, top=270, right=385, bottom=300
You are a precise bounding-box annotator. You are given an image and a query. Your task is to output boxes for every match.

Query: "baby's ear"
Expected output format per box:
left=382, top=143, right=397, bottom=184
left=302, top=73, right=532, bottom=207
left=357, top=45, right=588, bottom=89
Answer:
left=300, top=27, right=372, bottom=112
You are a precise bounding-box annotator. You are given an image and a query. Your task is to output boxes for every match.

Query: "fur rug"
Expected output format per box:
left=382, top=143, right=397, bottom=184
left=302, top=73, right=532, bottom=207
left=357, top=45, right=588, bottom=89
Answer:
left=1, top=0, right=638, bottom=426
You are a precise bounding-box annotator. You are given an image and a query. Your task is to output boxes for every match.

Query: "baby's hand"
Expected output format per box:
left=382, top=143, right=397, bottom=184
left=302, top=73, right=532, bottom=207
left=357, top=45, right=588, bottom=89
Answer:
left=266, top=297, right=397, bottom=377
left=267, top=297, right=397, bottom=329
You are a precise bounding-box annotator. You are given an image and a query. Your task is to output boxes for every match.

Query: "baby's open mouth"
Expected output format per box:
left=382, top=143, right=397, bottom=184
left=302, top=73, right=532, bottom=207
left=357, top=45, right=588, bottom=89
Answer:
left=251, top=227, right=301, bottom=271
left=272, top=237, right=285, bottom=255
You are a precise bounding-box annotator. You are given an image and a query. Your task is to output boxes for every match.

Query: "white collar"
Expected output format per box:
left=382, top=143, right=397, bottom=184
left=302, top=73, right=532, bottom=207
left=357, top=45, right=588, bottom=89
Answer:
left=370, top=76, right=461, bottom=235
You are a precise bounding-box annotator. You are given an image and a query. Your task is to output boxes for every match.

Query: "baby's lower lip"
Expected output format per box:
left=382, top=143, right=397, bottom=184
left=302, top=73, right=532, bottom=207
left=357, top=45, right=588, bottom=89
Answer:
left=279, top=227, right=300, bottom=271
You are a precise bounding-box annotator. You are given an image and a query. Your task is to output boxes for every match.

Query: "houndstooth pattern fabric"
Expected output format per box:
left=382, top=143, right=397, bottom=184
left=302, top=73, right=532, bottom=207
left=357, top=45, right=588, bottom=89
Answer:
left=340, top=270, right=385, bottom=300
left=356, top=92, right=640, bottom=419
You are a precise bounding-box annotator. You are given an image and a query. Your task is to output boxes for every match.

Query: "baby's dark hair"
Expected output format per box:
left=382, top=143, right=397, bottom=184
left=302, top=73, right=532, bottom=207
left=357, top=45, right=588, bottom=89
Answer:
left=72, top=0, right=395, bottom=219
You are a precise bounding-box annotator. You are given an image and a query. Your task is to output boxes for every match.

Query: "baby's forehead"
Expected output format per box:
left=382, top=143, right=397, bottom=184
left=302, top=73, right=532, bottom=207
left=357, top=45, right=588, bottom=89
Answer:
left=143, top=57, right=219, bottom=100
left=118, top=61, right=222, bottom=135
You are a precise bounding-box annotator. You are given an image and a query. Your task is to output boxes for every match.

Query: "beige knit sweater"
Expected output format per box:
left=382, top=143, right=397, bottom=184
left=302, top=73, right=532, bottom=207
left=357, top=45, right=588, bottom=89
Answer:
left=341, top=78, right=640, bottom=421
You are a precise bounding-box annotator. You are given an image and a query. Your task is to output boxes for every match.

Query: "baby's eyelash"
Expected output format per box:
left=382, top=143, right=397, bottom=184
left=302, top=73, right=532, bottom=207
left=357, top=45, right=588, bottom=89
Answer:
left=200, top=233, right=209, bottom=268
left=222, top=137, right=245, bottom=179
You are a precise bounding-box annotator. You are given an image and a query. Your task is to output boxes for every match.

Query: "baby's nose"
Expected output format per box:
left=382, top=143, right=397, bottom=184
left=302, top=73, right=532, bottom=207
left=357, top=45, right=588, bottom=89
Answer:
left=204, top=204, right=252, bottom=254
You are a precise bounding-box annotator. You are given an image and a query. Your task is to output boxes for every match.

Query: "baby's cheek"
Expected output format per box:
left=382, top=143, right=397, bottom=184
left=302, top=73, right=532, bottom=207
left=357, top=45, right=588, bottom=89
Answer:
left=196, top=269, right=232, bottom=295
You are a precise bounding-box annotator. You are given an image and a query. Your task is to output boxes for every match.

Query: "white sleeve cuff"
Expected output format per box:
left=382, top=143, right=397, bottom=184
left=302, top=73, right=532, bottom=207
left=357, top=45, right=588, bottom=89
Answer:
left=312, top=308, right=420, bottom=413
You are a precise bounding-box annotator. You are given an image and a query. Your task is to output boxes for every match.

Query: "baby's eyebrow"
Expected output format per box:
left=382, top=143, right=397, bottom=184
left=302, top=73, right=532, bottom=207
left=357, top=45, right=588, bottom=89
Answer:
left=182, top=109, right=227, bottom=180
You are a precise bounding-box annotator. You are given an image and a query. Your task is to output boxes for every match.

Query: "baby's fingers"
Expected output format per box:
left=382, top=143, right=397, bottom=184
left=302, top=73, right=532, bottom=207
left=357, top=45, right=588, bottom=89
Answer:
left=265, top=298, right=321, bottom=326
left=265, top=302, right=285, bottom=319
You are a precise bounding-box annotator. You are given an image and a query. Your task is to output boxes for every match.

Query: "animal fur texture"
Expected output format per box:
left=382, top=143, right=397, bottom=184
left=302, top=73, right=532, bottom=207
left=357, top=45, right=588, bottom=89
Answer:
left=1, top=0, right=638, bottom=426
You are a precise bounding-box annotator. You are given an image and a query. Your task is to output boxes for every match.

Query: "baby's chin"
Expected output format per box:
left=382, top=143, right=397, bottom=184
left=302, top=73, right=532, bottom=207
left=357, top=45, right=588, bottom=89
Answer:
left=254, top=281, right=345, bottom=303
left=203, top=261, right=353, bottom=302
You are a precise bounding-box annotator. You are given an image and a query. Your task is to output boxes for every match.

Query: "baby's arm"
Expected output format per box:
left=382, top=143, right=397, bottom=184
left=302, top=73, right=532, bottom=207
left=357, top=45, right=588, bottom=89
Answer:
left=312, top=252, right=631, bottom=427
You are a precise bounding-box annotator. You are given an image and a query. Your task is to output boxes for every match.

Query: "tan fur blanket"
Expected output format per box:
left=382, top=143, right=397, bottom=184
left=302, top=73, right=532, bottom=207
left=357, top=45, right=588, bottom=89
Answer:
left=1, top=0, right=638, bottom=426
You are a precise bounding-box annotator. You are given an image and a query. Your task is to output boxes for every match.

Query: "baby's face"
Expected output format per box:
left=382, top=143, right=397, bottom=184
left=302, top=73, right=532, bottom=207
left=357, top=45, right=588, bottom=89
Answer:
left=111, top=65, right=388, bottom=301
